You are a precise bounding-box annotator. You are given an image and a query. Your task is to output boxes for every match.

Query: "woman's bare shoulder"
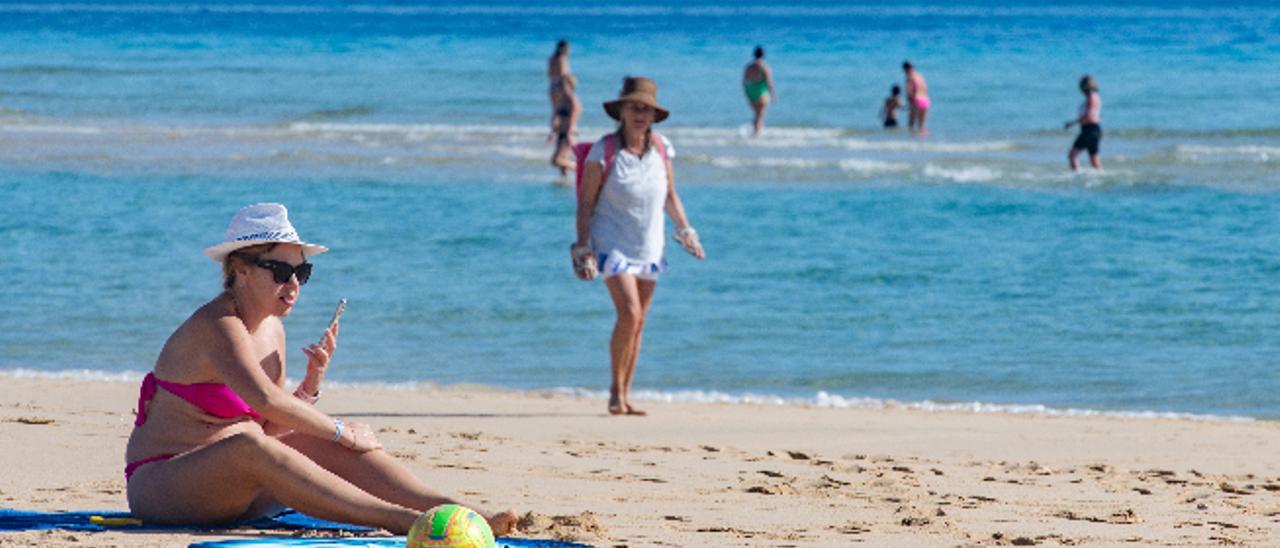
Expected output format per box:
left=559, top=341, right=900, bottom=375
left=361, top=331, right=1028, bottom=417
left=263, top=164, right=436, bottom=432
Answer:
left=155, top=296, right=238, bottom=379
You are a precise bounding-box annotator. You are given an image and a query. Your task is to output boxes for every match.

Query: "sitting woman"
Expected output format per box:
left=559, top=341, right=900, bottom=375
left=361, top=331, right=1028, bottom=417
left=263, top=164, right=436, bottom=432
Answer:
left=124, top=203, right=517, bottom=535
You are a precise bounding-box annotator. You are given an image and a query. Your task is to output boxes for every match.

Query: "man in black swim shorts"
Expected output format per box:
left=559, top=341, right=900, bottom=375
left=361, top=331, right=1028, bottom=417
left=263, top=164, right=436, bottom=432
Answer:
left=1065, top=75, right=1103, bottom=171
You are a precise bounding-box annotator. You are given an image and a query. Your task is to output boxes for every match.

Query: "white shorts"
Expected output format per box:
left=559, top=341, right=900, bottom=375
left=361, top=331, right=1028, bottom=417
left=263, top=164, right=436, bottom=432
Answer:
left=598, top=249, right=668, bottom=282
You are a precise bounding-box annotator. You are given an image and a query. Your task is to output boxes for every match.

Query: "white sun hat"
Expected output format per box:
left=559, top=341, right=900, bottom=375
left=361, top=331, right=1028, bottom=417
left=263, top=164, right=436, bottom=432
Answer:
left=203, top=203, right=328, bottom=263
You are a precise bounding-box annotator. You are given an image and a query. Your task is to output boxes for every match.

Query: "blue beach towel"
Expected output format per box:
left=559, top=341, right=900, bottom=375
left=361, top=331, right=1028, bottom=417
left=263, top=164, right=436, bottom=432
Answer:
left=0, top=508, right=373, bottom=533
left=0, top=509, right=591, bottom=547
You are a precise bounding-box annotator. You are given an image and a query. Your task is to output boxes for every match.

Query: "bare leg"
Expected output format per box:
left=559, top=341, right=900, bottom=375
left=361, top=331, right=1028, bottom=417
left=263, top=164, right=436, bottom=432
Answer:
left=1089, top=152, right=1102, bottom=170
left=127, top=431, right=419, bottom=534
left=750, top=100, right=768, bottom=138
left=1068, top=148, right=1081, bottom=171
left=280, top=433, right=518, bottom=535
left=907, top=104, right=918, bottom=132
left=554, top=141, right=574, bottom=177
left=917, top=108, right=929, bottom=135
left=552, top=146, right=568, bottom=177
left=621, top=279, right=657, bottom=415
left=605, top=274, right=643, bottom=414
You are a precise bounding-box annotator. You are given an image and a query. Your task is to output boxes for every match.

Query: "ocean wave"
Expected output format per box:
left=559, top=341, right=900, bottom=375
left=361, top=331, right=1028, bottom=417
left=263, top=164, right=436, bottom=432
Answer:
left=1023, top=127, right=1280, bottom=142
left=283, top=121, right=546, bottom=137
left=841, top=138, right=1019, bottom=153
left=922, top=164, right=1002, bottom=183
left=838, top=158, right=912, bottom=174
left=0, top=368, right=1257, bottom=423
left=1174, top=144, right=1280, bottom=162
left=549, top=387, right=1256, bottom=422
left=0, top=119, right=1014, bottom=155
left=1, top=367, right=144, bottom=382
left=0, top=120, right=1274, bottom=191
left=687, top=153, right=909, bottom=175
left=1108, top=127, right=1280, bottom=140
left=0, top=122, right=104, bottom=134
left=672, top=126, right=1018, bottom=153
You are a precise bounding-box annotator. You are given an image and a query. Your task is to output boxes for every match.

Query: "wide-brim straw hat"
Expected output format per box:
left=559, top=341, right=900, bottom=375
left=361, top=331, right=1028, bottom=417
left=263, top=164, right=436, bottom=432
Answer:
left=203, top=203, right=328, bottom=263
left=603, top=76, right=670, bottom=123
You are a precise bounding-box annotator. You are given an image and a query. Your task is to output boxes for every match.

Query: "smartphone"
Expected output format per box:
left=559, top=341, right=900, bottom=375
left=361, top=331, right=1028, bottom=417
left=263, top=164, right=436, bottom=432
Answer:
left=328, top=298, right=347, bottom=326
left=325, top=298, right=346, bottom=332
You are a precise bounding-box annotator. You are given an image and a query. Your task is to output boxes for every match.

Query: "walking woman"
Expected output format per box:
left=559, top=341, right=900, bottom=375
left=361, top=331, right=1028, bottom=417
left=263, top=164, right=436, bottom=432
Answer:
left=125, top=203, right=517, bottom=534
left=549, top=74, right=581, bottom=177
left=547, top=39, right=572, bottom=111
left=572, top=77, right=706, bottom=416
left=742, top=46, right=777, bottom=137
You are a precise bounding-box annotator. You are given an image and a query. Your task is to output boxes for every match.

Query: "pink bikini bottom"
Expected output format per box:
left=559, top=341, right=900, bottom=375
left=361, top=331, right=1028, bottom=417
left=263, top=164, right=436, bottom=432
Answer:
left=124, top=453, right=175, bottom=480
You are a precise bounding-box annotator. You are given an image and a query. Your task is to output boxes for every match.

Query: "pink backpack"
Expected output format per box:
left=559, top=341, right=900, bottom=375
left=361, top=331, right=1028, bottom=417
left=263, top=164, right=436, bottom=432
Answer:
left=572, top=131, right=668, bottom=197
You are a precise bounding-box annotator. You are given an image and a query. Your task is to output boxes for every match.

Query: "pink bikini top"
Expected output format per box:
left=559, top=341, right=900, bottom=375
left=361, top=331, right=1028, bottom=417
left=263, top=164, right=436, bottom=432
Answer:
left=134, top=372, right=261, bottom=426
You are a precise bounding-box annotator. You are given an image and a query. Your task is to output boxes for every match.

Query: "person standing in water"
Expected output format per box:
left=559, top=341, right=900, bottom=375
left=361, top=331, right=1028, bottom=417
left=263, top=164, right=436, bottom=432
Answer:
left=549, top=74, right=582, bottom=178
left=548, top=39, right=572, bottom=111
left=1064, top=74, right=1103, bottom=171
left=880, top=85, right=903, bottom=128
left=903, top=61, right=930, bottom=134
left=742, top=46, right=777, bottom=138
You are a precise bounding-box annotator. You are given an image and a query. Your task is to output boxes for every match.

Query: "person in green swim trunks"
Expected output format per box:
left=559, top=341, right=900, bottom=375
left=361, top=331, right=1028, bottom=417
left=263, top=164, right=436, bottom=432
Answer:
left=742, top=45, right=777, bottom=137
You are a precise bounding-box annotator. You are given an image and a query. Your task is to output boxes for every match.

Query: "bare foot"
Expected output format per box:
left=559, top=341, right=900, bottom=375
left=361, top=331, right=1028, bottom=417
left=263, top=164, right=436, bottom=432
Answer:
left=608, top=398, right=625, bottom=415
left=487, top=510, right=519, bottom=536
left=624, top=404, right=647, bottom=416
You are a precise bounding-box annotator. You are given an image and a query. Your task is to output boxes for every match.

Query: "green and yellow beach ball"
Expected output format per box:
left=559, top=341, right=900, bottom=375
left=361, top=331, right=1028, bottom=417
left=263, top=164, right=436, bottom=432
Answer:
left=406, top=504, right=495, bottom=548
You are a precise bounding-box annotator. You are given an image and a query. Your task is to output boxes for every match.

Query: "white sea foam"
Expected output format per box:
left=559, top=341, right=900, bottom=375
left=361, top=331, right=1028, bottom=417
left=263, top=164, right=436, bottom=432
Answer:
left=922, top=164, right=1002, bottom=183
left=688, top=154, right=909, bottom=176
left=285, top=122, right=546, bottom=138
left=556, top=387, right=1257, bottom=422
left=668, top=127, right=1018, bottom=155
left=0, top=120, right=1271, bottom=192
left=0, top=368, right=1259, bottom=422
left=0, top=123, right=104, bottom=135
left=842, top=139, right=1018, bottom=153
left=0, top=120, right=1008, bottom=157
left=2, top=367, right=145, bottom=382
left=1175, top=144, right=1280, bottom=162
left=838, top=158, right=911, bottom=174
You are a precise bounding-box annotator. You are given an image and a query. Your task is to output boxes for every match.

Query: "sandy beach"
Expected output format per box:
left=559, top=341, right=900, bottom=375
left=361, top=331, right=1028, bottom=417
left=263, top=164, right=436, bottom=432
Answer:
left=1, top=375, right=1277, bottom=546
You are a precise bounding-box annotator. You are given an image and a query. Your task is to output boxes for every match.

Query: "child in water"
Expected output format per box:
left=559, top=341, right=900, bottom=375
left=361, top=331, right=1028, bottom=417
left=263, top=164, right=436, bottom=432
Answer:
left=880, top=85, right=902, bottom=128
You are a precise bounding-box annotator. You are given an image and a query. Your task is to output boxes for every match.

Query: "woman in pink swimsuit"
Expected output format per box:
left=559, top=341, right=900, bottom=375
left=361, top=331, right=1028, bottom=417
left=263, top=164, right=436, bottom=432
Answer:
left=124, top=203, right=517, bottom=535
left=903, top=60, right=930, bottom=135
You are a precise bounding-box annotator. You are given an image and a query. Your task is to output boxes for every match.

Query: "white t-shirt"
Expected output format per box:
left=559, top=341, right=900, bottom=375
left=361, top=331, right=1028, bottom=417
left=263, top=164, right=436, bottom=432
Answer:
left=585, top=133, right=676, bottom=264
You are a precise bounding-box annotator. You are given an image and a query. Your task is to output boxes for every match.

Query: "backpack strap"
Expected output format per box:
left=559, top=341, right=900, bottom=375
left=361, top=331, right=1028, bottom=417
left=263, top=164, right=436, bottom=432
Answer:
left=651, top=130, right=669, bottom=164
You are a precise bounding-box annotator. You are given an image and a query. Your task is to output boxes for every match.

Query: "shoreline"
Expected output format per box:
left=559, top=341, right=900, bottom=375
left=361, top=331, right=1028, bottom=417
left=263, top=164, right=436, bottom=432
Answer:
left=0, top=368, right=1266, bottom=424
left=3, top=375, right=1279, bottom=546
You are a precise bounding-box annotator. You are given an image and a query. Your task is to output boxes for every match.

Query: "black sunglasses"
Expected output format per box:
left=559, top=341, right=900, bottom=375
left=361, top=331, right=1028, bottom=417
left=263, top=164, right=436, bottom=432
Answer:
left=254, top=259, right=312, bottom=285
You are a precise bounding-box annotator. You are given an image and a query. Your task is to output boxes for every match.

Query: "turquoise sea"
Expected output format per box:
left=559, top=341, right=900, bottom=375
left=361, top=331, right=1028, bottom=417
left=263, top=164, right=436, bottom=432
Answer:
left=3, top=1, right=1279, bottom=419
